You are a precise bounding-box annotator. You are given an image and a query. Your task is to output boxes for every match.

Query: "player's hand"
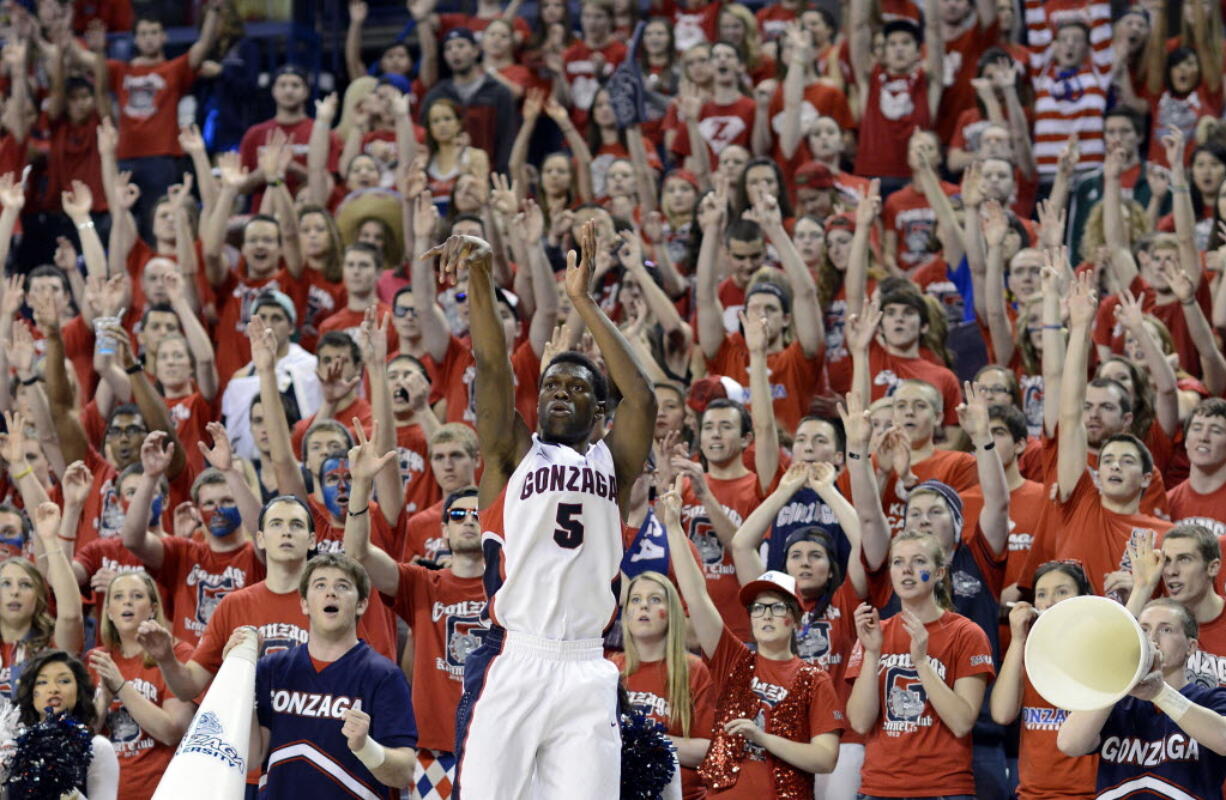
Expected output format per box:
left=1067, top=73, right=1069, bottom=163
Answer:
left=901, top=608, right=929, bottom=662
left=136, top=620, right=175, bottom=662
left=722, top=718, right=764, bottom=745
left=1007, top=601, right=1037, bottom=640
left=342, top=698, right=372, bottom=752
left=88, top=650, right=126, bottom=695
left=422, top=232, right=491, bottom=284
left=853, top=602, right=882, bottom=654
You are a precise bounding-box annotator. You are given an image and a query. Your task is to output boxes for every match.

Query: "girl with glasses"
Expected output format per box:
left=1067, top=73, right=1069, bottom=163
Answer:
left=659, top=479, right=842, bottom=799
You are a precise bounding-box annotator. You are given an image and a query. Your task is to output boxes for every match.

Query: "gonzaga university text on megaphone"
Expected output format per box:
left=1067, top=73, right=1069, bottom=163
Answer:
left=1024, top=595, right=1151, bottom=712
left=152, top=628, right=259, bottom=800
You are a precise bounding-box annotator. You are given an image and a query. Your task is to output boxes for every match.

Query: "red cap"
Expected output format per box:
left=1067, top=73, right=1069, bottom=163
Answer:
left=824, top=213, right=855, bottom=235
left=795, top=161, right=834, bottom=190
left=664, top=168, right=700, bottom=190
left=686, top=375, right=747, bottom=415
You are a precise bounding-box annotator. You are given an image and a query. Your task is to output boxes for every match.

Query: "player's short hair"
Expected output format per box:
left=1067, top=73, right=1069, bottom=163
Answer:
left=318, top=331, right=363, bottom=368
left=190, top=468, right=229, bottom=505
left=988, top=404, right=1028, bottom=443
left=543, top=351, right=609, bottom=404
left=796, top=415, right=845, bottom=454
left=1032, top=560, right=1093, bottom=596
left=1143, top=598, right=1198, bottom=640
left=879, top=290, right=930, bottom=327
left=430, top=423, right=479, bottom=459
left=894, top=378, right=943, bottom=417
left=259, top=494, right=316, bottom=534
left=343, top=241, right=384, bottom=270
left=1164, top=523, right=1222, bottom=566
left=443, top=487, right=479, bottom=514
left=300, top=552, right=371, bottom=603
left=1087, top=377, right=1134, bottom=416
left=301, top=420, right=355, bottom=463
left=701, top=398, right=752, bottom=437
left=723, top=218, right=763, bottom=247
left=1100, top=432, right=1153, bottom=475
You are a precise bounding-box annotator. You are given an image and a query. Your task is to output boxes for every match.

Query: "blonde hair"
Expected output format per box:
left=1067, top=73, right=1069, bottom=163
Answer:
left=336, top=76, right=378, bottom=143
left=890, top=531, right=953, bottom=610
left=720, top=3, right=763, bottom=70
left=620, top=572, right=694, bottom=736
left=100, top=571, right=171, bottom=668
left=1080, top=198, right=1149, bottom=264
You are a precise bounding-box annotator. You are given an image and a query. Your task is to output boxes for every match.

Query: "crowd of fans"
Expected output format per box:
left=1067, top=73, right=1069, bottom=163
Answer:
left=0, top=0, right=1225, bottom=797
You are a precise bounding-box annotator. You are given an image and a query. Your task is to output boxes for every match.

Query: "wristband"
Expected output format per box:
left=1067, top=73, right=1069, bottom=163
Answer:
left=1041, top=324, right=1063, bottom=330
left=76, top=220, right=95, bottom=230
left=1181, top=297, right=1198, bottom=306
left=352, top=736, right=386, bottom=770
left=978, top=440, right=995, bottom=451
left=124, top=362, right=145, bottom=375
left=267, top=178, right=284, bottom=187
left=56, top=533, right=76, bottom=543
left=10, top=466, right=32, bottom=482
left=18, top=375, right=39, bottom=386
left=847, top=452, right=862, bottom=460
left=348, top=506, right=369, bottom=517
left=1170, top=185, right=1190, bottom=194
left=1153, top=683, right=1192, bottom=722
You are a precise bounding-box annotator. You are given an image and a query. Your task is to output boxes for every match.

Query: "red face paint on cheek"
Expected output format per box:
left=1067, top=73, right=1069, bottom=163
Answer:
left=657, top=609, right=668, bottom=620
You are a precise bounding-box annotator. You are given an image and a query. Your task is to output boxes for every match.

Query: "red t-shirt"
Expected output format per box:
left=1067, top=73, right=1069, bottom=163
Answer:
left=846, top=611, right=995, bottom=797
left=239, top=117, right=341, bottom=206
left=390, top=562, right=486, bottom=752
left=286, top=268, right=346, bottom=355
left=107, top=54, right=196, bottom=159
left=670, top=96, right=757, bottom=161
left=400, top=500, right=446, bottom=563
left=1020, top=470, right=1174, bottom=596
left=610, top=652, right=716, bottom=800
left=935, top=16, right=999, bottom=143
left=1016, top=675, right=1099, bottom=800
left=707, top=333, right=826, bottom=435
left=1092, top=274, right=1211, bottom=381
left=767, top=81, right=855, bottom=171
left=707, top=626, right=844, bottom=796
left=397, top=422, right=437, bottom=521
left=88, top=641, right=195, bottom=800
left=167, top=391, right=213, bottom=475
left=290, top=397, right=373, bottom=457
left=828, top=340, right=961, bottom=426
left=1187, top=604, right=1226, bottom=689
left=318, top=303, right=397, bottom=353
left=1167, top=478, right=1226, bottom=538
left=681, top=471, right=771, bottom=641
left=213, top=263, right=293, bottom=384
left=877, top=450, right=978, bottom=534
left=963, top=479, right=1047, bottom=588
left=44, top=112, right=106, bottom=211
left=855, top=64, right=930, bottom=178
left=156, top=537, right=265, bottom=646
left=561, top=39, right=628, bottom=126
left=882, top=182, right=960, bottom=272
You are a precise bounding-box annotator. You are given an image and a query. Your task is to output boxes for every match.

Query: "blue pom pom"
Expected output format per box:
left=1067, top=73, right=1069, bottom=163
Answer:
left=5, top=711, right=94, bottom=799
left=620, top=706, right=676, bottom=800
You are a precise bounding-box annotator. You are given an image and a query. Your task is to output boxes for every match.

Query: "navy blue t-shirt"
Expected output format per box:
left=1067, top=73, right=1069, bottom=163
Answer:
left=256, top=640, right=417, bottom=799
left=764, top=487, right=850, bottom=574
left=1096, top=682, right=1226, bottom=799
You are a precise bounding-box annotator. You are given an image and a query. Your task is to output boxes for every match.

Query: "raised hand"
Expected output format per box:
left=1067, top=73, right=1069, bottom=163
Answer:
left=1035, top=198, right=1067, bottom=250
left=1155, top=258, right=1195, bottom=304
left=173, top=501, right=203, bottom=539
left=489, top=173, right=518, bottom=219
left=61, top=180, right=93, bottom=220
left=543, top=94, right=570, bottom=124
left=316, top=92, right=339, bottom=124
left=837, top=391, right=871, bottom=454
left=1112, top=288, right=1147, bottom=332
left=844, top=301, right=882, bottom=354
left=349, top=0, right=369, bottom=24
left=738, top=309, right=769, bottom=354
left=519, top=198, right=545, bottom=243
left=258, top=127, right=292, bottom=183
left=31, top=501, right=61, bottom=544
left=656, top=475, right=684, bottom=529
left=0, top=172, right=24, bottom=210
left=136, top=620, right=174, bottom=662
left=1128, top=529, right=1163, bottom=593
left=1161, top=126, right=1186, bottom=172
left=981, top=200, right=1008, bottom=248
left=1146, top=163, right=1171, bottom=198
left=522, top=87, right=545, bottom=121
left=140, top=431, right=175, bottom=479
left=564, top=219, right=598, bottom=301
left=61, top=460, right=93, bottom=507
left=347, top=420, right=396, bottom=483
left=113, top=171, right=140, bottom=211
left=955, top=380, right=991, bottom=445
left=97, top=117, right=118, bottom=156
left=1067, top=269, right=1098, bottom=328
left=855, top=179, right=881, bottom=226
left=854, top=602, right=882, bottom=653
left=88, top=650, right=126, bottom=695
left=697, top=188, right=725, bottom=233
left=247, top=318, right=278, bottom=372
left=412, top=191, right=439, bottom=241
left=217, top=152, right=249, bottom=191
left=1056, top=133, right=1081, bottom=177
left=178, top=124, right=206, bottom=156
left=422, top=232, right=493, bottom=285
left=4, top=321, right=34, bottom=377
left=197, top=421, right=234, bottom=471
left=320, top=359, right=362, bottom=404
left=743, top=192, right=783, bottom=231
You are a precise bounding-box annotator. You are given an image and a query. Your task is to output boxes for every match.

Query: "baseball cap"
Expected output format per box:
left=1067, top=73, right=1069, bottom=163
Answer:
left=443, top=27, right=477, bottom=45
left=686, top=375, right=748, bottom=415
left=378, top=73, right=411, bottom=94
left=253, top=289, right=297, bottom=327
left=824, top=213, right=855, bottom=236
left=738, top=570, right=802, bottom=606
left=746, top=281, right=791, bottom=314
left=795, top=162, right=834, bottom=190
left=274, top=64, right=310, bottom=85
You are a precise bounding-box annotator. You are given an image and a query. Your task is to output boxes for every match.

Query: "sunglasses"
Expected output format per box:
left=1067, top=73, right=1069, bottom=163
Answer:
left=447, top=508, right=480, bottom=522
left=393, top=305, right=417, bottom=318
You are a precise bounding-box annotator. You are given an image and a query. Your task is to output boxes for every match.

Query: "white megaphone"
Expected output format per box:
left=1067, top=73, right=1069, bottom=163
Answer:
left=1024, top=595, right=1151, bottom=711
left=153, top=628, right=259, bottom=800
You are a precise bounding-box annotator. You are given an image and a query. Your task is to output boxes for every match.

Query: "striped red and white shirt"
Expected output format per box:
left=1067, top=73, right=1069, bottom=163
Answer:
left=1023, top=0, right=1113, bottom=73
left=1031, top=61, right=1109, bottom=176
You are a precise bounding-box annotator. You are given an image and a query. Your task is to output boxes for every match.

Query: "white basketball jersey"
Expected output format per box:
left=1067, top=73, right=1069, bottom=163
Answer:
left=482, top=435, right=623, bottom=640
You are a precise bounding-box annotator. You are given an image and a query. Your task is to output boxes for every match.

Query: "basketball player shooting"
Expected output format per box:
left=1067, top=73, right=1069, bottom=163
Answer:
left=428, top=221, right=657, bottom=799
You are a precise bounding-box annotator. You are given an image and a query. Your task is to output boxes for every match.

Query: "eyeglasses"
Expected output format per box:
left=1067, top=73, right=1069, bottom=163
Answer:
left=447, top=508, right=480, bottom=522
left=106, top=425, right=148, bottom=438
left=393, top=305, right=417, bottom=318
left=749, top=601, right=791, bottom=618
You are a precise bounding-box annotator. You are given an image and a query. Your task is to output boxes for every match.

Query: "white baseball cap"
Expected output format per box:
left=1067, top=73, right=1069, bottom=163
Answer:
left=738, top=570, right=802, bottom=606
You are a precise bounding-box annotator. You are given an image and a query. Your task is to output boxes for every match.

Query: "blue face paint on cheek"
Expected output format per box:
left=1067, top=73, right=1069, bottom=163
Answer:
left=919, top=570, right=930, bottom=583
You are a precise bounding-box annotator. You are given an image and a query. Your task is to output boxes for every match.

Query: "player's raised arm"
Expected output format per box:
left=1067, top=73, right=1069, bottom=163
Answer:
left=567, top=221, right=658, bottom=514
left=430, top=235, right=531, bottom=506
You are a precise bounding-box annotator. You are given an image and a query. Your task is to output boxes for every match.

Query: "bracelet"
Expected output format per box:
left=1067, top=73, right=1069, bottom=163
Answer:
left=348, top=506, right=369, bottom=517
left=1041, top=324, right=1063, bottom=330
left=352, top=736, right=387, bottom=770
left=1181, top=297, right=1198, bottom=306
left=1170, top=184, right=1190, bottom=195
left=76, top=220, right=94, bottom=230
left=1153, top=683, right=1193, bottom=722
left=124, top=362, right=144, bottom=375
left=18, top=375, right=39, bottom=386
left=111, top=679, right=127, bottom=695
left=56, top=533, right=75, bottom=543
left=977, top=440, right=995, bottom=451
left=10, top=466, right=32, bottom=482
left=267, top=178, right=284, bottom=187
left=847, top=452, right=862, bottom=460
